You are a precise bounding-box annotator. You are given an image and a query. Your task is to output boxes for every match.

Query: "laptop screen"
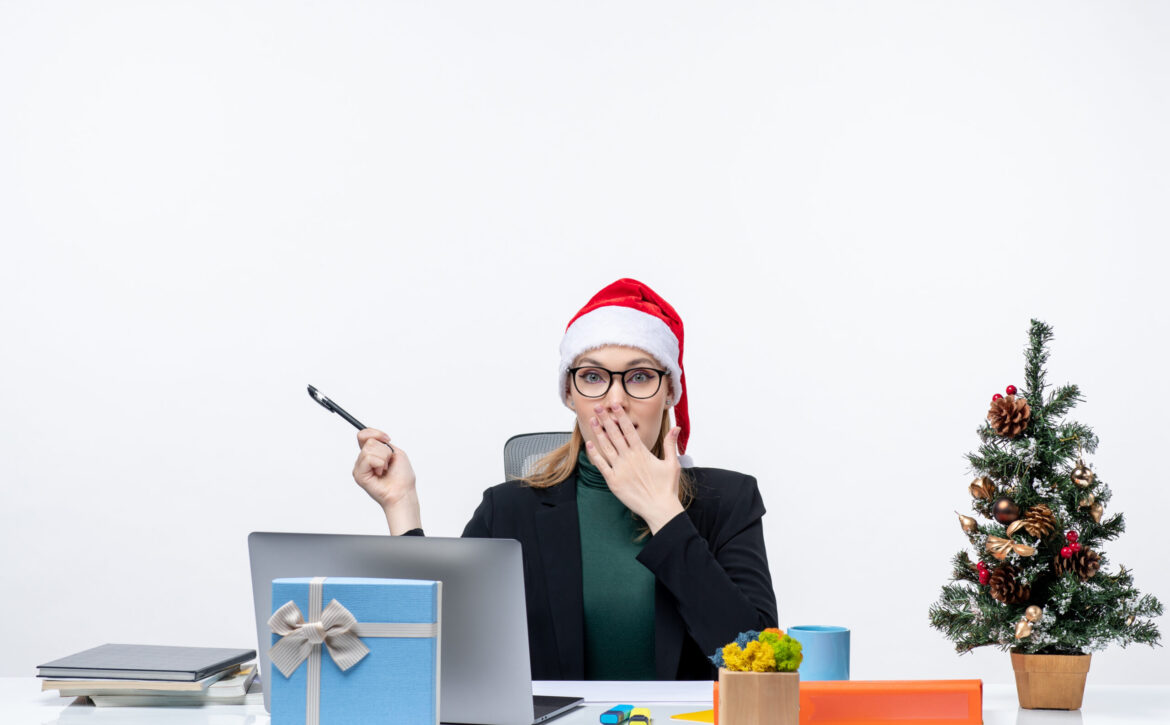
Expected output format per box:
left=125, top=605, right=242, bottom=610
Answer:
left=249, top=532, right=536, bottom=725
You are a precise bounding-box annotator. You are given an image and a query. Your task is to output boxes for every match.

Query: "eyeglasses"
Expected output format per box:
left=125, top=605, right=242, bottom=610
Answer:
left=567, top=366, right=669, bottom=399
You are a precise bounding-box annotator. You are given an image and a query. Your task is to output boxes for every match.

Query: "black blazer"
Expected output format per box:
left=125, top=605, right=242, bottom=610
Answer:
left=457, top=467, right=778, bottom=680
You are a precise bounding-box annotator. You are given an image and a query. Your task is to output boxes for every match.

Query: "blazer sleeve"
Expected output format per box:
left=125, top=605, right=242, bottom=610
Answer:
left=635, top=473, right=777, bottom=656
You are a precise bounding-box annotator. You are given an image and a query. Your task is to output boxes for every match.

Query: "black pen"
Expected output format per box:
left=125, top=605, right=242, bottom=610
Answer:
left=307, top=385, right=393, bottom=451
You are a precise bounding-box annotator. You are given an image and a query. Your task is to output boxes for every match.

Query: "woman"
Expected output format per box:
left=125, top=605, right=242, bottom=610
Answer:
left=352, top=278, right=777, bottom=680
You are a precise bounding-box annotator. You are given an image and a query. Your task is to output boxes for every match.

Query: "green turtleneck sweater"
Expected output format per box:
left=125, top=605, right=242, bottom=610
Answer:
left=576, top=451, right=657, bottom=680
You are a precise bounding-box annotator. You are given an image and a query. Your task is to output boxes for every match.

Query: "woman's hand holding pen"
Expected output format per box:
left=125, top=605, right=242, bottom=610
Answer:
left=353, top=428, right=422, bottom=535
left=584, top=403, right=685, bottom=535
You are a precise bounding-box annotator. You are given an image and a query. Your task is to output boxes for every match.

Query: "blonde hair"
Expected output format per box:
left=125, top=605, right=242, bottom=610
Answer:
left=522, top=409, right=694, bottom=510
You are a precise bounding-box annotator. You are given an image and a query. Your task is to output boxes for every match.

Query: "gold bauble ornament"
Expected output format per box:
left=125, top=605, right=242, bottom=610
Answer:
left=1079, top=493, right=1095, bottom=509
left=1071, top=459, right=1095, bottom=489
left=993, top=497, right=1021, bottom=524
left=1025, top=605, right=1043, bottom=623
left=956, top=512, right=978, bottom=533
left=1015, top=618, right=1033, bottom=639
left=1091, top=501, right=1104, bottom=523
left=969, top=476, right=996, bottom=500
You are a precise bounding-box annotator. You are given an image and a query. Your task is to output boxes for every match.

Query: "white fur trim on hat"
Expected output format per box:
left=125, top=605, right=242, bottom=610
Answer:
left=558, top=305, right=682, bottom=406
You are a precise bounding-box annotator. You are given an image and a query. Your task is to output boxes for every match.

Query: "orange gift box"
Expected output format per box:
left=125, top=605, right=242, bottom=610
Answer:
left=713, top=679, right=982, bottom=725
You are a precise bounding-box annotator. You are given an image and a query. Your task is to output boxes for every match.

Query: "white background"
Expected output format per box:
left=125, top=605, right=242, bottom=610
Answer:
left=2, top=1, right=1167, bottom=684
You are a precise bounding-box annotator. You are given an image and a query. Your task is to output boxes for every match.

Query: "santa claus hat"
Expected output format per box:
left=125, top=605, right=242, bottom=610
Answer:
left=558, top=278, right=692, bottom=466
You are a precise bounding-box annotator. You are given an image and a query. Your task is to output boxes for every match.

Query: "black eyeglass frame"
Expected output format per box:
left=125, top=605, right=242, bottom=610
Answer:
left=566, top=366, right=671, bottom=399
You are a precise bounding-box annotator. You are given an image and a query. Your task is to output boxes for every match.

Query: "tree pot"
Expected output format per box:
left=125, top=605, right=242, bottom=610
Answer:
left=1010, top=652, right=1091, bottom=710
left=716, top=669, right=800, bottom=725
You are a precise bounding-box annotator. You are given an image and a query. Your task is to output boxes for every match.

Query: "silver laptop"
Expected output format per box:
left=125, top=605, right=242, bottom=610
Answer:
left=248, top=532, right=582, bottom=725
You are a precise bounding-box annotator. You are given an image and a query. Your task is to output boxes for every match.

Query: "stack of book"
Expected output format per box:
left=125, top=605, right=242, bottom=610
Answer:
left=38, top=644, right=257, bottom=707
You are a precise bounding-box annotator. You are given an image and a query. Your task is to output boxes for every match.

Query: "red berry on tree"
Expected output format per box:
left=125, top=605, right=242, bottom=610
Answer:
left=1061, top=546, right=1073, bottom=558
left=992, top=393, right=1003, bottom=401
left=1066, top=531, right=1079, bottom=543
left=979, top=570, right=990, bottom=585
left=1006, top=385, right=1017, bottom=395
left=1071, top=542, right=1081, bottom=553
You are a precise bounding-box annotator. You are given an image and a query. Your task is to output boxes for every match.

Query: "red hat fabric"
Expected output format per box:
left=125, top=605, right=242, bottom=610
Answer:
left=558, top=278, right=690, bottom=462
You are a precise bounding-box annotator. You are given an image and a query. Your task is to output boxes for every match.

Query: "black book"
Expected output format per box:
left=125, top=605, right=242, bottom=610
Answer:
left=37, top=644, right=256, bottom=682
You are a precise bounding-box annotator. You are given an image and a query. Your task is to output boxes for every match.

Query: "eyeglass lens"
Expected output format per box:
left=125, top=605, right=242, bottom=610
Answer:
left=572, top=368, right=662, bottom=399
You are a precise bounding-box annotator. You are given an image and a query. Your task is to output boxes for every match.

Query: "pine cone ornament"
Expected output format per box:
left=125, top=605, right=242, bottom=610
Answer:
left=988, top=395, right=1031, bottom=438
left=1053, top=548, right=1102, bottom=581
left=1021, top=504, right=1057, bottom=538
left=989, top=563, right=1031, bottom=604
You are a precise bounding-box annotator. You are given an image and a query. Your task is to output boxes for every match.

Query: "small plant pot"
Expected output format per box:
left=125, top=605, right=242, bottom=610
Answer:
left=717, top=669, right=799, bottom=725
left=1010, top=652, right=1091, bottom=710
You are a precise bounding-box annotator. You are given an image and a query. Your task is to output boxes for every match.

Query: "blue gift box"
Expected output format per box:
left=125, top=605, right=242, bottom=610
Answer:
left=269, top=577, right=441, bottom=725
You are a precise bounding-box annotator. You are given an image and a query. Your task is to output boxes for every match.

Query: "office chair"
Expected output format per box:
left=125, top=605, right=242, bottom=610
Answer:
left=503, top=432, right=571, bottom=480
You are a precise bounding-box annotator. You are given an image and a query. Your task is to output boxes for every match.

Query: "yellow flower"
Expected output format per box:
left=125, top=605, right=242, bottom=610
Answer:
left=721, top=643, right=747, bottom=671
left=722, top=640, right=777, bottom=672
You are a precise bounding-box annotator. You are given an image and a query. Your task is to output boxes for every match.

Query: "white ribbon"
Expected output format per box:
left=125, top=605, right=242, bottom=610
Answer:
left=268, top=577, right=439, bottom=725
left=268, top=598, right=369, bottom=676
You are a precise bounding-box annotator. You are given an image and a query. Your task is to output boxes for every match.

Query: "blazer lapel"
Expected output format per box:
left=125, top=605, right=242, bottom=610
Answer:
left=534, top=473, right=585, bottom=679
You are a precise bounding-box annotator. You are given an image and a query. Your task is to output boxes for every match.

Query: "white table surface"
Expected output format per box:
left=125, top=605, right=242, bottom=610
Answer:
left=3, top=678, right=1167, bottom=724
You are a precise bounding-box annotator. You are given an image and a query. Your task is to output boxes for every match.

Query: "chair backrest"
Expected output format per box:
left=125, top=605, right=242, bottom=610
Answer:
left=503, top=432, right=572, bottom=480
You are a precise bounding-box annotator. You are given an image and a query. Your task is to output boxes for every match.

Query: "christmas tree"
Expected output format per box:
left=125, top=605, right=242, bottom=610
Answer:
left=929, top=320, right=1162, bottom=655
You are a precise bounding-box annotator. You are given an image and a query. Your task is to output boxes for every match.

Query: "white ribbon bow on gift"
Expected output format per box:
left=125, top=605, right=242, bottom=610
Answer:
left=268, top=599, right=370, bottom=677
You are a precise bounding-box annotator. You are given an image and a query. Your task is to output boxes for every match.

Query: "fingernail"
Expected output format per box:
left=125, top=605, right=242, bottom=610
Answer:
left=591, top=417, right=599, bottom=427
left=594, top=404, right=604, bottom=413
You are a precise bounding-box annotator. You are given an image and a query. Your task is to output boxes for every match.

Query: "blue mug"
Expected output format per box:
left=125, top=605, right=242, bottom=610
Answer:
left=788, top=625, right=850, bottom=681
